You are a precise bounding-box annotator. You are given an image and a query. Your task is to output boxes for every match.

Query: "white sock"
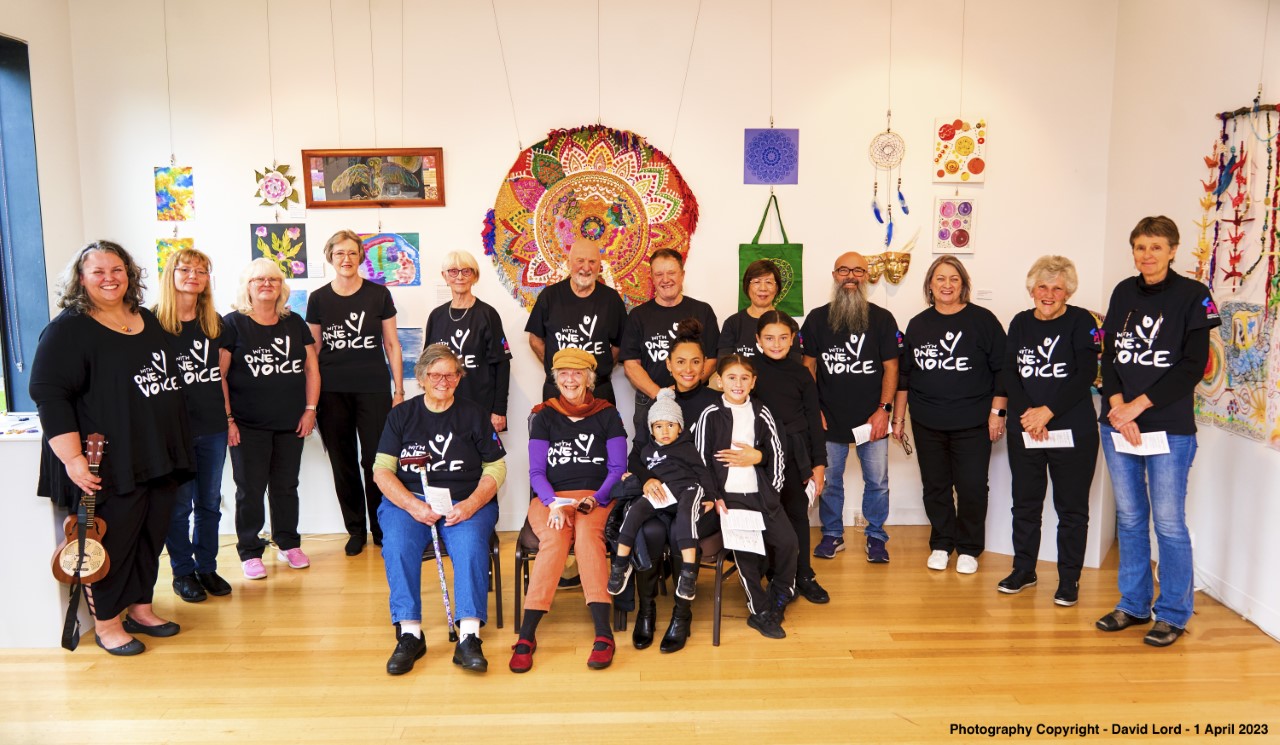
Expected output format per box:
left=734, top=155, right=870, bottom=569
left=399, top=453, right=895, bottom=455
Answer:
left=398, top=621, right=422, bottom=638
left=458, top=618, right=480, bottom=640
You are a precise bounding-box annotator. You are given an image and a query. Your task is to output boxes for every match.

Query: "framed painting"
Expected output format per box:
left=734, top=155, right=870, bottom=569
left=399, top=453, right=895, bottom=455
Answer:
left=302, top=148, right=445, bottom=208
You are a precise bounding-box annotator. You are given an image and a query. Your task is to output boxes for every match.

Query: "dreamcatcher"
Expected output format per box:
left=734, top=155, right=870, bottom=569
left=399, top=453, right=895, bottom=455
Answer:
left=869, top=118, right=908, bottom=248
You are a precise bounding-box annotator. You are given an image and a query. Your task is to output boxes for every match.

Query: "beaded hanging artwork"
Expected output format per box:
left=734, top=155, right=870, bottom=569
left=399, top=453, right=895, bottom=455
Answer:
left=868, top=123, right=909, bottom=248
left=481, top=125, right=699, bottom=311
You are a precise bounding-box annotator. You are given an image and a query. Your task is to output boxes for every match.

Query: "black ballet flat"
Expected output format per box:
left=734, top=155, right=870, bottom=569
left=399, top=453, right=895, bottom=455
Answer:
left=95, top=634, right=146, bottom=656
left=122, top=615, right=181, bottom=638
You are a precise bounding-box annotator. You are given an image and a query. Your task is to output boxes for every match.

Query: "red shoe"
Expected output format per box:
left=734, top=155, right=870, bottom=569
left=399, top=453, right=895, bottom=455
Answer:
left=586, top=635, right=615, bottom=670
left=508, top=638, right=536, bottom=673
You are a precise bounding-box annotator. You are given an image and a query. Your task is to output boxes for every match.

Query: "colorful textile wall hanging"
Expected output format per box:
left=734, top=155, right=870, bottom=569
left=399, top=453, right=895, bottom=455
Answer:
left=933, top=197, right=975, bottom=254
left=359, top=232, right=421, bottom=287
left=744, top=128, right=799, bottom=185
left=932, top=118, right=986, bottom=183
left=482, top=125, right=699, bottom=311
left=156, top=166, right=194, bottom=221
left=1195, top=301, right=1270, bottom=440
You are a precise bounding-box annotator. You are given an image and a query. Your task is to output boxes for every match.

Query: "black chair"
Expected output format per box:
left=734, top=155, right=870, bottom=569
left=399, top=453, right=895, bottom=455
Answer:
left=421, top=529, right=503, bottom=629
left=698, top=531, right=738, bottom=646
left=513, top=518, right=625, bottom=632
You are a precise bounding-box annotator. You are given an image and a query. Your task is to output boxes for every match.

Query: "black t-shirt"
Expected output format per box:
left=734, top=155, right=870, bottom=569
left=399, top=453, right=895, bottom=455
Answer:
left=524, top=279, right=626, bottom=385
left=223, top=311, right=315, bottom=431
left=619, top=296, right=719, bottom=388
left=801, top=303, right=902, bottom=442
left=530, top=406, right=627, bottom=492
left=169, top=319, right=229, bottom=437
left=1100, top=273, right=1220, bottom=433
left=377, top=395, right=506, bottom=502
left=305, top=281, right=396, bottom=393
left=901, top=304, right=1006, bottom=430
left=31, top=309, right=194, bottom=508
left=717, top=309, right=801, bottom=362
left=1004, top=306, right=1100, bottom=434
left=424, top=298, right=512, bottom=415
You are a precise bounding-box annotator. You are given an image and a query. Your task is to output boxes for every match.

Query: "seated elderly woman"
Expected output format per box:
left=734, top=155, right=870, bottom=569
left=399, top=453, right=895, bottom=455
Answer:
left=373, top=344, right=507, bottom=676
left=510, top=347, right=627, bottom=674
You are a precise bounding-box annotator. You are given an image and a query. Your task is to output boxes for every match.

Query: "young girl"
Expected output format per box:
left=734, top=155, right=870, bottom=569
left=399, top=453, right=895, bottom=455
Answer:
left=693, top=355, right=798, bottom=639
left=608, top=390, right=722, bottom=601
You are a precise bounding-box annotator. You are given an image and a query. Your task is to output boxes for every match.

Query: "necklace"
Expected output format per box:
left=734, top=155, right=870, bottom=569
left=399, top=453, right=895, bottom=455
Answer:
left=448, top=303, right=472, bottom=322
left=93, top=309, right=134, bottom=333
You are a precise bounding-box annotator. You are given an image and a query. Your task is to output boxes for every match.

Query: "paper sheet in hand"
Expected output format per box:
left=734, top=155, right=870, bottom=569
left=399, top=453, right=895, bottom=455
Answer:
left=646, top=484, right=677, bottom=509
left=851, top=423, right=873, bottom=445
left=722, top=509, right=765, bottom=530
left=1110, top=430, right=1170, bottom=456
left=722, top=528, right=765, bottom=555
left=549, top=496, right=578, bottom=509
left=423, top=486, right=454, bottom=516
left=1021, top=430, right=1075, bottom=449
left=805, top=480, right=817, bottom=508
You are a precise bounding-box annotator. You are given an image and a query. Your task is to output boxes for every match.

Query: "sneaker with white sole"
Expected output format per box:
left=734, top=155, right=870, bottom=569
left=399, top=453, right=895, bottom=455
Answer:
left=277, top=547, right=310, bottom=569
left=866, top=536, right=890, bottom=563
left=956, top=554, right=979, bottom=574
left=242, top=557, right=267, bottom=580
left=813, top=535, right=845, bottom=559
left=926, top=550, right=949, bottom=571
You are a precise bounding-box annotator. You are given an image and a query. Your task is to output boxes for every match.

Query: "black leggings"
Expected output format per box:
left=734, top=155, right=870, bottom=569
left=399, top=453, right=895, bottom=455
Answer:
left=88, top=477, right=180, bottom=620
left=776, top=456, right=815, bottom=579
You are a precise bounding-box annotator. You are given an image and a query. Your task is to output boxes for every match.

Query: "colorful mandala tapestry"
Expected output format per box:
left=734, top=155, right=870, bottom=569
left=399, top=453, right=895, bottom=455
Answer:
left=482, top=125, right=699, bottom=310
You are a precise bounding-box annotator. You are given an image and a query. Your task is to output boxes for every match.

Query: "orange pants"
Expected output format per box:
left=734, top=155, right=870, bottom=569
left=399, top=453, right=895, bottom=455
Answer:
left=524, top=491, right=614, bottom=611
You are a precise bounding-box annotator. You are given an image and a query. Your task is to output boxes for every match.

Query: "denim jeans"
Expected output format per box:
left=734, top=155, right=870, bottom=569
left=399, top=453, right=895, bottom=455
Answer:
left=819, top=438, right=889, bottom=542
left=379, top=496, right=498, bottom=626
left=166, top=431, right=229, bottom=576
left=1100, top=424, right=1198, bottom=628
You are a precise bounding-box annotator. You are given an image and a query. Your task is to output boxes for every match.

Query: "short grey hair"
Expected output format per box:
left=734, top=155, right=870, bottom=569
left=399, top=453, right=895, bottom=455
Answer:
left=1025, top=255, right=1079, bottom=297
left=552, top=366, right=597, bottom=391
left=441, top=250, right=480, bottom=277
left=415, top=343, right=465, bottom=383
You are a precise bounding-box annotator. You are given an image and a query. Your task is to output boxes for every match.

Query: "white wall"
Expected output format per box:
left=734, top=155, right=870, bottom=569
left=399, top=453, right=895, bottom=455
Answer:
left=1104, top=0, right=1280, bottom=640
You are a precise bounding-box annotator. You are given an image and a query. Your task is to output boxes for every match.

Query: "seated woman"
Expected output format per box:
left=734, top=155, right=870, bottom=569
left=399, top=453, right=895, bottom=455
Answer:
left=373, top=344, right=507, bottom=675
left=512, top=348, right=627, bottom=673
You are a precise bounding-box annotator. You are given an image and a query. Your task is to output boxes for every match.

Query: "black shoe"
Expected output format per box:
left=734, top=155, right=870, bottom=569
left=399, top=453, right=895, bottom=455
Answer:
left=372, top=536, right=383, bottom=548
left=95, top=634, right=145, bottom=656
left=1095, top=609, right=1152, bottom=632
left=747, top=611, right=786, bottom=639
left=1053, top=580, right=1079, bottom=607
left=660, top=606, right=692, bottom=653
left=122, top=615, right=181, bottom=638
left=795, top=574, right=830, bottom=604
left=674, top=565, right=699, bottom=601
left=606, top=561, right=632, bottom=596
left=452, top=635, right=488, bottom=672
left=345, top=535, right=366, bottom=556
left=1143, top=621, right=1185, bottom=647
left=195, top=571, right=232, bottom=596
left=767, top=586, right=792, bottom=623
left=386, top=632, right=426, bottom=675
left=632, top=601, right=657, bottom=650
left=558, top=573, right=582, bottom=589
left=172, top=574, right=208, bottom=603
left=997, top=570, right=1038, bottom=594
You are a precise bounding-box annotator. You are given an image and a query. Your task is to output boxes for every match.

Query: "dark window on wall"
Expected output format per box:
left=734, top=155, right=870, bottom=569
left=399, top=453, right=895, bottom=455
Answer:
left=0, top=34, right=52, bottom=412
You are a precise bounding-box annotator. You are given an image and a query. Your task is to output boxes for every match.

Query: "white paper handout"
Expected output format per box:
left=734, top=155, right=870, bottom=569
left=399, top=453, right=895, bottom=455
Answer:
left=851, top=423, right=873, bottom=446
left=805, top=480, right=817, bottom=508
left=720, top=508, right=767, bottom=555
left=549, top=496, right=579, bottom=509
left=646, top=484, right=677, bottom=509
left=1110, top=430, right=1171, bottom=456
left=721, top=509, right=765, bottom=531
left=1021, top=430, right=1075, bottom=449
left=424, top=486, right=455, bottom=516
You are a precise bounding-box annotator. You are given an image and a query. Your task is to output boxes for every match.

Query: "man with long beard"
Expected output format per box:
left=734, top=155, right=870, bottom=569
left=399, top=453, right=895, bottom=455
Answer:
left=801, top=252, right=902, bottom=563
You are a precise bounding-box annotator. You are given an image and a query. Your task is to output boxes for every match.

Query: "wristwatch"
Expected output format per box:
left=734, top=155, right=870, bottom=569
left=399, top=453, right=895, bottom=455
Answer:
left=991, top=408, right=1007, bottom=418
left=879, top=402, right=893, bottom=413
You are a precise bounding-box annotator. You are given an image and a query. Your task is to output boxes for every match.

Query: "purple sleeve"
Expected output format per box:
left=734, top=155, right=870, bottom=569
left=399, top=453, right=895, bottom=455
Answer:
left=592, top=436, right=628, bottom=505
left=528, top=438, right=557, bottom=505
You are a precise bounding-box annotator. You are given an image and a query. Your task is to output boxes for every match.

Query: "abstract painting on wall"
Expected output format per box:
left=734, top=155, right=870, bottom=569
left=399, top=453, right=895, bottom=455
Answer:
left=933, top=118, right=986, bottom=183
left=1195, top=301, right=1270, bottom=440
left=359, top=232, right=421, bottom=286
left=397, top=327, right=424, bottom=382
left=744, top=128, right=800, bottom=185
left=286, top=289, right=309, bottom=317
left=933, top=197, right=975, bottom=254
left=156, top=166, right=195, bottom=221
left=251, top=224, right=310, bottom=279
left=156, top=237, right=194, bottom=275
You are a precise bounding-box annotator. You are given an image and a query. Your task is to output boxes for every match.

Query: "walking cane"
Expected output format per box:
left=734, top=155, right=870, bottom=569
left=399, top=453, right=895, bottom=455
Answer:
left=399, top=455, right=457, bottom=642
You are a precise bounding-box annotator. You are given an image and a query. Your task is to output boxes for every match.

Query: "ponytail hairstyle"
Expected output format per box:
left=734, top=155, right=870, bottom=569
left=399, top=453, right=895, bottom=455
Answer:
left=755, top=309, right=799, bottom=336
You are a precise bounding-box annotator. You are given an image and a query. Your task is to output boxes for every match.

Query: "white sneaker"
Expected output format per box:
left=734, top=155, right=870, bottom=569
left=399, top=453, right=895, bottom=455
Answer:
left=926, top=550, right=949, bottom=571
left=956, top=554, right=978, bottom=574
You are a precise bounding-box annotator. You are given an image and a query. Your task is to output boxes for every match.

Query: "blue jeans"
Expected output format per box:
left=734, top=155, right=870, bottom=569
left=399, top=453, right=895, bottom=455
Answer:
left=1100, top=425, right=1197, bottom=628
left=379, top=496, right=498, bottom=626
left=166, top=431, right=229, bottom=576
left=819, top=438, right=889, bottom=542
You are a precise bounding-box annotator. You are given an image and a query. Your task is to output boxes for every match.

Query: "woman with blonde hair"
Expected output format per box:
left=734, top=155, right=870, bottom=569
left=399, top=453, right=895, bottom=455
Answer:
left=154, top=248, right=234, bottom=602
left=221, top=258, right=320, bottom=580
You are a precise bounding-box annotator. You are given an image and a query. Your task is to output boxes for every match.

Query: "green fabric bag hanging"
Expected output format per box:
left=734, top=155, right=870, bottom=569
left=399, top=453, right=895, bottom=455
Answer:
left=739, top=194, right=804, bottom=317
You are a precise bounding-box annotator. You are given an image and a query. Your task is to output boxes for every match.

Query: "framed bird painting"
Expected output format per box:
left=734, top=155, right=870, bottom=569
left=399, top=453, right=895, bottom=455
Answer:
left=301, top=148, right=445, bottom=208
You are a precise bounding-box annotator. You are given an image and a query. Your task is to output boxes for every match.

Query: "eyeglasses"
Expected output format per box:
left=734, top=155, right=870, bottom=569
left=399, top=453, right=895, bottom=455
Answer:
left=748, top=278, right=777, bottom=288
left=250, top=277, right=282, bottom=285
left=174, top=266, right=210, bottom=277
left=834, top=266, right=868, bottom=278
left=331, top=250, right=361, bottom=260
left=425, top=372, right=460, bottom=384
left=445, top=268, right=475, bottom=278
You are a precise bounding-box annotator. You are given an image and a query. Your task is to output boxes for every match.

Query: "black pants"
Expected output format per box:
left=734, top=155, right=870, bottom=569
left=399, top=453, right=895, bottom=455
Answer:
left=88, top=478, right=180, bottom=620
left=726, top=491, right=797, bottom=615
left=777, top=457, right=815, bottom=580
left=542, top=379, right=615, bottom=404
left=231, top=425, right=305, bottom=560
left=912, top=420, right=991, bottom=557
left=1007, top=424, right=1098, bottom=582
left=619, top=485, right=706, bottom=553
left=316, top=390, right=391, bottom=543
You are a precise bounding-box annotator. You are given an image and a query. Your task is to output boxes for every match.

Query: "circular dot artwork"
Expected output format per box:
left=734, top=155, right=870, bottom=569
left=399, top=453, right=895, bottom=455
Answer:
left=934, top=197, right=976, bottom=254
left=933, top=117, right=987, bottom=183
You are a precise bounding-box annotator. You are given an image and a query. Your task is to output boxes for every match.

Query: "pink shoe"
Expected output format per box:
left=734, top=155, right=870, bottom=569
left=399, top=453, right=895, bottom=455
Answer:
left=242, top=558, right=267, bottom=580
left=277, top=547, right=310, bottom=569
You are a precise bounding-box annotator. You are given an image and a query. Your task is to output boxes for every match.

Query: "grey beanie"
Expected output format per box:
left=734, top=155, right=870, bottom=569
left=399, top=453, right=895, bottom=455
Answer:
left=647, top=388, right=684, bottom=428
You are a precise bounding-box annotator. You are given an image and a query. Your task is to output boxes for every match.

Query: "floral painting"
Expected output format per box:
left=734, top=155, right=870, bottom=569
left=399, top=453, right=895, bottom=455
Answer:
left=254, top=164, right=300, bottom=208
left=250, top=223, right=310, bottom=278
left=156, top=166, right=194, bottom=221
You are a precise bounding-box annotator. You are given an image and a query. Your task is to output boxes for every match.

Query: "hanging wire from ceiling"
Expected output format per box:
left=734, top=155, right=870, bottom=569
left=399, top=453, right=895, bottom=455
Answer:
left=668, top=0, right=704, bottom=157
left=489, top=0, right=523, bottom=150
left=329, top=0, right=343, bottom=146
left=160, top=0, right=177, bottom=164
left=367, top=0, right=378, bottom=147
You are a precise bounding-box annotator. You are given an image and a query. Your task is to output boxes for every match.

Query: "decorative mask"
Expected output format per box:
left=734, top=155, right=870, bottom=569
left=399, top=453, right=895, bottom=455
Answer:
left=860, top=230, right=917, bottom=285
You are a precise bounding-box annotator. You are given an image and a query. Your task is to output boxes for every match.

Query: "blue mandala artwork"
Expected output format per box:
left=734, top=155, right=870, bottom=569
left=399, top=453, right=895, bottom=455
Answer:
left=744, top=128, right=799, bottom=184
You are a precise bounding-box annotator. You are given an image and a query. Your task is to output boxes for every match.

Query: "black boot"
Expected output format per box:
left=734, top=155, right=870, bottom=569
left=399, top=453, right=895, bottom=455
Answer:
left=660, top=598, right=693, bottom=653
left=632, top=568, right=658, bottom=650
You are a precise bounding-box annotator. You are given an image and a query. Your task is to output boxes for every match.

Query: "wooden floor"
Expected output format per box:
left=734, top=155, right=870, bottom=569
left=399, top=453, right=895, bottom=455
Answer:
left=2, top=526, right=1277, bottom=745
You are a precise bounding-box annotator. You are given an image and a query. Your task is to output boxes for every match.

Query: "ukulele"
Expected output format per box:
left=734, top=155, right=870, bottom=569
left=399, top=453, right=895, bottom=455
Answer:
left=51, top=434, right=110, bottom=584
